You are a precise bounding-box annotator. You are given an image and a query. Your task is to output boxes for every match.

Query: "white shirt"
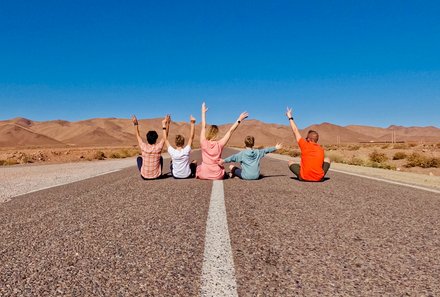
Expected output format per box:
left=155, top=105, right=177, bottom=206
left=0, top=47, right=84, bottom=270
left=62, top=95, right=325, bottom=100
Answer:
left=168, top=145, right=192, bottom=178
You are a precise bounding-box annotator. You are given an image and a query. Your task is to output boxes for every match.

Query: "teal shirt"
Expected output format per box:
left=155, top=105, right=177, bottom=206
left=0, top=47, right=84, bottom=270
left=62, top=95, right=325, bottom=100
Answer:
left=224, top=147, right=276, bottom=180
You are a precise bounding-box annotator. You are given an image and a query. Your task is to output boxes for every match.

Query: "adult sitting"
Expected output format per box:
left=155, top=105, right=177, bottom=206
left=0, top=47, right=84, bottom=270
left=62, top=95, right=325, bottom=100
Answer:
left=132, top=114, right=170, bottom=180
left=196, top=102, right=248, bottom=180
left=285, top=107, right=331, bottom=181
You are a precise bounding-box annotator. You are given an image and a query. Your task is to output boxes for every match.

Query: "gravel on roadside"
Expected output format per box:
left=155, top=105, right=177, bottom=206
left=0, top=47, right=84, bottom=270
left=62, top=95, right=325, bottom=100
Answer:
left=0, top=158, right=138, bottom=203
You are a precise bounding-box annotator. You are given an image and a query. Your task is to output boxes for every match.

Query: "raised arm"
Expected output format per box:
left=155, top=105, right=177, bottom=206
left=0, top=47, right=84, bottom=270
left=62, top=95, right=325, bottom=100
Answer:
left=187, top=115, right=196, bottom=148
left=200, top=102, right=208, bottom=142
left=261, top=143, right=283, bottom=154
left=218, top=111, right=249, bottom=147
left=131, top=115, right=143, bottom=145
left=286, top=107, right=302, bottom=143
left=161, top=115, right=171, bottom=148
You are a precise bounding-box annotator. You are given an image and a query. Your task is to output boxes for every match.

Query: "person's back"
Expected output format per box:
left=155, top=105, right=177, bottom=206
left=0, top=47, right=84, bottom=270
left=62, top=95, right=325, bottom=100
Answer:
left=168, top=145, right=192, bottom=178
left=221, top=136, right=281, bottom=180
left=285, top=107, right=331, bottom=182
left=163, top=115, right=197, bottom=179
left=197, top=139, right=225, bottom=180
left=196, top=102, right=248, bottom=180
left=139, top=138, right=164, bottom=179
left=298, top=138, right=325, bottom=181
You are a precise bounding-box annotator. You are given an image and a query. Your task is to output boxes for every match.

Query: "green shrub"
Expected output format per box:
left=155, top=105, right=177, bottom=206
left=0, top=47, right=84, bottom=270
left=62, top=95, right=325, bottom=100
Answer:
left=393, top=152, right=407, bottom=160
left=369, top=151, right=388, bottom=163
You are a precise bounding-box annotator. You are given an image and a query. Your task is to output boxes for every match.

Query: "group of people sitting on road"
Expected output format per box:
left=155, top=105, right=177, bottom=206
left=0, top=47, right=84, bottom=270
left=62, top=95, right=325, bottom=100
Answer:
left=131, top=103, right=331, bottom=182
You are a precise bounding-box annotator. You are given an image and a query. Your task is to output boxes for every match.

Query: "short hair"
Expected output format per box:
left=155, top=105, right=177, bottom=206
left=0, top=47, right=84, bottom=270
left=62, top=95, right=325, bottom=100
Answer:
left=306, top=130, right=319, bottom=143
left=244, top=135, right=255, bottom=148
left=146, top=130, right=158, bottom=144
left=206, top=125, right=219, bottom=140
left=175, top=134, right=185, bottom=147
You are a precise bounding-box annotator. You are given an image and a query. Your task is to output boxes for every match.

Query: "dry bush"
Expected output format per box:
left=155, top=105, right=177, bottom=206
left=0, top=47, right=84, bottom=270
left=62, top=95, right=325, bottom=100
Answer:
left=436, top=143, right=440, bottom=149
left=393, top=151, right=407, bottom=160
left=369, top=151, right=388, bottom=163
left=405, top=153, right=440, bottom=168
left=368, top=161, right=396, bottom=170
left=109, top=148, right=138, bottom=159
left=277, top=148, right=300, bottom=158
left=324, top=144, right=339, bottom=151
left=392, top=143, right=408, bottom=149
left=94, top=151, right=106, bottom=160
left=325, top=152, right=344, bottom=163
left=347, top=157, right=365, bottom=166
left=409, top=143, right=417, bottom=148
left=0, top=159, right=19, bottom=166
left=347, top=145, right=361, bottom=151
left=381, top=144, right=390, bottom=149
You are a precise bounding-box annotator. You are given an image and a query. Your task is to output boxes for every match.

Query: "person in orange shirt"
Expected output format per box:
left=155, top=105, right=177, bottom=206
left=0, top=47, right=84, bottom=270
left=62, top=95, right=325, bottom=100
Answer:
left=285, top=107, right=331, bottom=181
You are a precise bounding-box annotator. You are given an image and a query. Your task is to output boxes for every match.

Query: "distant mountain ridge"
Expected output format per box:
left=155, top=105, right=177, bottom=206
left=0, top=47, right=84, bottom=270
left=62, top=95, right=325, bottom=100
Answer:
left=0, top=117, right=439, bottom=148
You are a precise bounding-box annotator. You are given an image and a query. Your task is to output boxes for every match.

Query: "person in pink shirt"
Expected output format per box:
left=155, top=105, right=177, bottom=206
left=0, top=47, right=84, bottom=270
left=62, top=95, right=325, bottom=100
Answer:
left=196, top=102, right=248, bottom=180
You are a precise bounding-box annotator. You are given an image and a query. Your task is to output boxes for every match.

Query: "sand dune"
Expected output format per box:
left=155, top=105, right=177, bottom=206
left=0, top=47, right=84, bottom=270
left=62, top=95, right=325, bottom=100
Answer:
left=0, top=124, right=65, bottom=147
left=0, top=117, right=439, bottom=148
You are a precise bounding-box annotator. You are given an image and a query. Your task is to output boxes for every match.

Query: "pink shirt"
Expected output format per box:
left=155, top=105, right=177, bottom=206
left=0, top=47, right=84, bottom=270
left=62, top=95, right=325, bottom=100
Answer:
left=139, top=139, right=164, bottom=179
left=196, top=139, right=225, bottom=180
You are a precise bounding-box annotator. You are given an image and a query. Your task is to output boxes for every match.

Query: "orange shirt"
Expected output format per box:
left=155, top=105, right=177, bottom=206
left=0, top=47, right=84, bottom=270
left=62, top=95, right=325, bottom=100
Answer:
left=298, top=138, right=324, bottom=181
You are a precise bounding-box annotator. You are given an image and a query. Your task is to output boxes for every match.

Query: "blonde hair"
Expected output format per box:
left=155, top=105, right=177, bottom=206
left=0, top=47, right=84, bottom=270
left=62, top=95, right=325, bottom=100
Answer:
left=206, top=125, right=219, bottom=140
left=175, top=134, right=185, bottom=147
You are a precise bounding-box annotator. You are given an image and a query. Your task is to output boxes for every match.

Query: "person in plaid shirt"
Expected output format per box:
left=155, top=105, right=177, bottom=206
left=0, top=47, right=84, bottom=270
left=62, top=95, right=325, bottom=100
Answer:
left=132, top=114, right=170, bottom=180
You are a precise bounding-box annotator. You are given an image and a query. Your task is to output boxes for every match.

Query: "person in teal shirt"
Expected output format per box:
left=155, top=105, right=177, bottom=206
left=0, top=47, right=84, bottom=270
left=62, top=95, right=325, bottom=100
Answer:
left=219, top=136, right=282, bottom=180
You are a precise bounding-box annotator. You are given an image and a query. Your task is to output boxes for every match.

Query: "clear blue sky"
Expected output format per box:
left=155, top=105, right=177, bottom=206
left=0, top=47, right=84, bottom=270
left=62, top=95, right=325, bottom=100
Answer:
left=1, top=0, right=439, bottom=128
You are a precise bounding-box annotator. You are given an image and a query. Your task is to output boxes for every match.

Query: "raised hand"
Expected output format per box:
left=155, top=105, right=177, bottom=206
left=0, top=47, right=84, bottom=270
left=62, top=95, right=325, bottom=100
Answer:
left=131, top=115, right=138, bottom=126
left=286, top=107, right=293, bottom=119
left=202, top=102, right=208, bottom=113
left=238, top=112, right=249, bottom=122
left=275, top=143, right=283, bottom=150
left=190, top=115, right=196, bottom=123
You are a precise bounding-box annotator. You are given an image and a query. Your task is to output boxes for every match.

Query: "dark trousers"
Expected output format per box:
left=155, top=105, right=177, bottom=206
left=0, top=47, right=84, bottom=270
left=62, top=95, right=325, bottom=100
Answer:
left=137, top=156, right=163, bottom=180
left=289, top=162, right=331, bottom=181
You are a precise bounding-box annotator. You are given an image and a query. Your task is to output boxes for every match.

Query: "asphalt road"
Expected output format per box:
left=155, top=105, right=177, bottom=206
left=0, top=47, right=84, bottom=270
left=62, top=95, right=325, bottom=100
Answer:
left=1, top=148, right=439, bottom=296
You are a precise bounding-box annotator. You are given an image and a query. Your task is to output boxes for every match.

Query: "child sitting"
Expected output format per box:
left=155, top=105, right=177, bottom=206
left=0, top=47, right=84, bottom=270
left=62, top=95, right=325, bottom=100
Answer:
left=163, top=115, right=197, bottom=178
left=219, top=136, right=282, bottom=180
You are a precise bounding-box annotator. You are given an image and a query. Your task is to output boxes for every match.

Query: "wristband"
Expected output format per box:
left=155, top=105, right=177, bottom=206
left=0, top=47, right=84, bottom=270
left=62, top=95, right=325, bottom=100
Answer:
left=162, top=127, right=166, bottom=130
left=190, top=120, right=196, bottom=123
left=289, top=117, right=294, bottom=121
left=237, top=120, right=241, bottom=124
left=134, top=123, right=138, bottom=126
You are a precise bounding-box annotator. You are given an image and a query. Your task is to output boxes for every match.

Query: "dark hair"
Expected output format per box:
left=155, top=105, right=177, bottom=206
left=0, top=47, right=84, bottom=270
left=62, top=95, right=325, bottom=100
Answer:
left=175, top=134, right=185, bottom=147
left=306, top=130, right=319, bottom=143
left=244, top=135, right=255, bottom=148
left=146, top=130, right=158, bottom=144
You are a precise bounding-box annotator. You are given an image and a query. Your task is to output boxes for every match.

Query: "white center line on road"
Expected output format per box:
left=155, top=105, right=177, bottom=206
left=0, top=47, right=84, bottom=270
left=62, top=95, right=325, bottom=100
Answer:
left=330, top=168, right=440, bottom=195
left=201, top=180, right=238, bottom=297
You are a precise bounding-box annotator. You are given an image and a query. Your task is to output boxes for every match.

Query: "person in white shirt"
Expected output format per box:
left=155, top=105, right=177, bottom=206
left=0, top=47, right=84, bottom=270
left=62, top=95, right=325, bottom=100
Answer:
left=162, top=115, right=197, bottom=179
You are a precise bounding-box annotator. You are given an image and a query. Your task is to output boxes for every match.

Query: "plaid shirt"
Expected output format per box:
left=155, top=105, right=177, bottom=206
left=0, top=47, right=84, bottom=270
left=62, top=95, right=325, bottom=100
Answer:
left=139, top=139, right=164, bottom=179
